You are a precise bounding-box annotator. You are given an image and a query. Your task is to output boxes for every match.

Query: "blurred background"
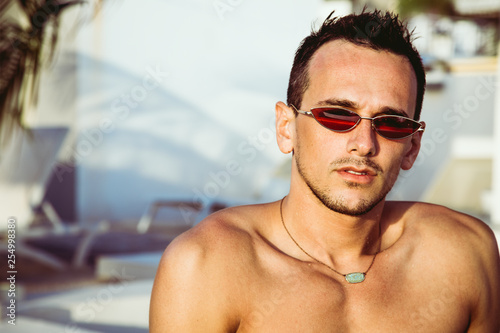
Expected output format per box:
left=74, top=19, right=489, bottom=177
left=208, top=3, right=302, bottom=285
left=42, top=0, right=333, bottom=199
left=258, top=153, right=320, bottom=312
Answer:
left=0, top=0, right=499, bottom=331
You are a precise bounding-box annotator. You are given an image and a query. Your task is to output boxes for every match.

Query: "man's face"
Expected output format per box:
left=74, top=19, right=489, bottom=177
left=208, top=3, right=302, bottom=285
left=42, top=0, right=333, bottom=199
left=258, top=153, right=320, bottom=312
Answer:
left=291, top=39, right=422, bottom=216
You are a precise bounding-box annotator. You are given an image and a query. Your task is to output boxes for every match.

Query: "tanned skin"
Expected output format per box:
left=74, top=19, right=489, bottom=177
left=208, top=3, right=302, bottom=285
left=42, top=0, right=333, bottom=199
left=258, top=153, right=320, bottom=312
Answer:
left=150, top=40, right=500, bottom=332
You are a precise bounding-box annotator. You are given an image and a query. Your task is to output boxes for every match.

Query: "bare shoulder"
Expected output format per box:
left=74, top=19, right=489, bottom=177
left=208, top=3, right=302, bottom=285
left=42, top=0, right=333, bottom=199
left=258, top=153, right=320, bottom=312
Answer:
left=386, top=201, right=500, bottom=283
left=149, top=203, right=272, bottom=332
left=395, top=201, right=498, bottom=253
left=387, top=201, right=500, bottom=332
left=163, top=202, right=269, bottom=265
left=393, top=202, right=499, bottom=273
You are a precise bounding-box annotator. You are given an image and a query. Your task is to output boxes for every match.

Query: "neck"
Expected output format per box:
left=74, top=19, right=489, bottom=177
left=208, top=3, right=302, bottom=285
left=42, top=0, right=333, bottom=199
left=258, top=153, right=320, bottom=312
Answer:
left=280, top=193, right=384, bottom=272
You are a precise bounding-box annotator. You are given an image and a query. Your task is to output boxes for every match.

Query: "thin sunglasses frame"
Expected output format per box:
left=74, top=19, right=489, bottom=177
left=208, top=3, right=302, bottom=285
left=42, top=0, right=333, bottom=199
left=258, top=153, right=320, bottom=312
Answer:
left=290, top=104, right=425, bottom=140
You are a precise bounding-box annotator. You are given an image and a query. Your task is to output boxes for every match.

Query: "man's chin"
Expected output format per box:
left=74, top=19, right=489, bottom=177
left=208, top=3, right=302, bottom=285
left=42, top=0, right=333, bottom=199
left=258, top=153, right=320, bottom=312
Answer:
left=319, top=191, right=388, bottom=217
left=326, top=201, right=378, bottom=217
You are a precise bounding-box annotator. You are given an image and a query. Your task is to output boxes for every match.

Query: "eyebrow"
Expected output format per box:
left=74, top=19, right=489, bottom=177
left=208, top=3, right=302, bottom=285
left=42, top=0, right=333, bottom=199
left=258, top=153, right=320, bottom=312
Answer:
left=315, top=98, right=410, bottom=118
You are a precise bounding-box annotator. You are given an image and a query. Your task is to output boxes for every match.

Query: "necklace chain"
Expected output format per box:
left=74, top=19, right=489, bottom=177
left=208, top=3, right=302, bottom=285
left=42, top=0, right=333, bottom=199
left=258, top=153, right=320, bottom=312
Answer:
left=279, top=197, right=380, bottom=281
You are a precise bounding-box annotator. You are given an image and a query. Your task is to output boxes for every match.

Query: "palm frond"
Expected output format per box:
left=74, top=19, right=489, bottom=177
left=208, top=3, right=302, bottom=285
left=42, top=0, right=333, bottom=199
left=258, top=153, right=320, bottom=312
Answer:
left=0, top=0, right=87, bottom=145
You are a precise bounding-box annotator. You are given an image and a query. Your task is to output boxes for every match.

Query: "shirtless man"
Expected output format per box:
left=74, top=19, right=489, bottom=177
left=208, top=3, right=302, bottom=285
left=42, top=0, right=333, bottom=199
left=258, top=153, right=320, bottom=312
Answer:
left=150, top=10, right=500, bottom=332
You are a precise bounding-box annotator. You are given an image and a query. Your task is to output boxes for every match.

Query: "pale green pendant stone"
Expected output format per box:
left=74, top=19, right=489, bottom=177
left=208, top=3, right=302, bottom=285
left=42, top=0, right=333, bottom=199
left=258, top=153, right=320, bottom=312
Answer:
left=345, top=272, right=365, bottom=283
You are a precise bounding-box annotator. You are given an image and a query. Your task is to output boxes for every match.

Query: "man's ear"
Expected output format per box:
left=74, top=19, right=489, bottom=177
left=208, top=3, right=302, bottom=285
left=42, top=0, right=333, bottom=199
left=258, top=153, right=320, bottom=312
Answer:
left=401, top=121, right=425, bottom=170
left=275, top=101, right=295, bottom=154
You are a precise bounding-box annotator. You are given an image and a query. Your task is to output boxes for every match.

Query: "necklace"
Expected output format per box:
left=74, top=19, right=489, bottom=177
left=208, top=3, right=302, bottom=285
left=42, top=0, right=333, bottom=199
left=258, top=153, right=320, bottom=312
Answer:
left=279, top=197, right=380, bottom=284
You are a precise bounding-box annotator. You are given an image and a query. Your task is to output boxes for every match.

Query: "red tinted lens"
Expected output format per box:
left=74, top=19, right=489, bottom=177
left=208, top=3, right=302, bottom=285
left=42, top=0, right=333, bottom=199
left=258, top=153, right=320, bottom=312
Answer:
left=311, top=108, right=360, bottom=131
left=373, top=116, right=421, bottom=139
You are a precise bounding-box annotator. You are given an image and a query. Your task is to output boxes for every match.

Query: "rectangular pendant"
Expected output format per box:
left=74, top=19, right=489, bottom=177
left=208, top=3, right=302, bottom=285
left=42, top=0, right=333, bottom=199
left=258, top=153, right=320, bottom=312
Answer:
left=345, top=272, right=365, bottom=283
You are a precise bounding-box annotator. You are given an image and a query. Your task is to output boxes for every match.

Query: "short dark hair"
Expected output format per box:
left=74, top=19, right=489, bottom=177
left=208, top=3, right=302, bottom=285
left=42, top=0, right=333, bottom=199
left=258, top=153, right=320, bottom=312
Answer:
left=286, top=10, right=426, bottom=120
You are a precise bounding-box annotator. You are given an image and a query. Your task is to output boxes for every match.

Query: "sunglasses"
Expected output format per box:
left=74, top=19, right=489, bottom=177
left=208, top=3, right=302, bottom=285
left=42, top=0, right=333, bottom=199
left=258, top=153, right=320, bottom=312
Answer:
left=291, top=105, right=425, bottom=140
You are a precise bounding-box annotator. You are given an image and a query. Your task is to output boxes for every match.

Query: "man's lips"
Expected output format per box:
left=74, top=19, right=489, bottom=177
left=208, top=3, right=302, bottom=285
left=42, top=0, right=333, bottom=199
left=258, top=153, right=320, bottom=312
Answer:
left=336, top=166, right=378, bottom=177
left=334, top=165, right=379, bottom=184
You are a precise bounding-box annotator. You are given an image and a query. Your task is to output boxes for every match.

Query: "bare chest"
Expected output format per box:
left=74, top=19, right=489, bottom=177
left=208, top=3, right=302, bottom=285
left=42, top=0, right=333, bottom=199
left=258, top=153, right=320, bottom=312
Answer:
left=236, top=262, right=470, bottom=333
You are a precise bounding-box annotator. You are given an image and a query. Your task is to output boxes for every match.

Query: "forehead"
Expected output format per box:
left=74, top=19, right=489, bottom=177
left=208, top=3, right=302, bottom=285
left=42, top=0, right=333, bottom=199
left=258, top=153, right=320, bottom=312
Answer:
left=305, top=39, right=417, bottom=117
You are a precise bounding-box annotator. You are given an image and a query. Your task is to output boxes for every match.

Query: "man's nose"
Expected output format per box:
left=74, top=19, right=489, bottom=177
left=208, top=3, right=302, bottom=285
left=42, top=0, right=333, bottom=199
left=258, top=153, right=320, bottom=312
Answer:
left=346, top=118, right=378, bottom=156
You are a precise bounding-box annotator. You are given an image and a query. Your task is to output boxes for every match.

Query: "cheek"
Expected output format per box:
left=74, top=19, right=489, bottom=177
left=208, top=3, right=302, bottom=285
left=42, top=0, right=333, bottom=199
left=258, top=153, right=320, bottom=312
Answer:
left=295, top=122, right=323, bottom=156
left=386, top=158, right=405, bottom=180
left=299, top=131, right=345, bottom=165
left=295, top=137, right=321, bottom=169
left=294, top=127, right=341, bottom=175
left=380, top=145, right=408, bottom=175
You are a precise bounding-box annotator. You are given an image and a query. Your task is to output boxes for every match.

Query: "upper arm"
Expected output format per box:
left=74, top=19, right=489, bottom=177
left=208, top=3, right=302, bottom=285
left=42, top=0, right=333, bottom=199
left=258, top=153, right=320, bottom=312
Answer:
left=411, top=204, right=500, bottom=332
left=149, top=232, right=237, bottom=332
left=466, top=222, right=500, bottom=332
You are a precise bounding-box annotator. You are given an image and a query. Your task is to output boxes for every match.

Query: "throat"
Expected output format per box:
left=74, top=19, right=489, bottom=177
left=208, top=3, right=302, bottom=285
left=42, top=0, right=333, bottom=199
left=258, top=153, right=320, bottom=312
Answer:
left=279, top=197, right=382, bottom=284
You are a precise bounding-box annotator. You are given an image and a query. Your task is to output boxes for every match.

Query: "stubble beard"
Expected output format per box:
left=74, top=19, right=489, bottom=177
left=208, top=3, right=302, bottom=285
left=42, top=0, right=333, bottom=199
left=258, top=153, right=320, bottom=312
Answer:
left=295, top=151, right=398, bottom=217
